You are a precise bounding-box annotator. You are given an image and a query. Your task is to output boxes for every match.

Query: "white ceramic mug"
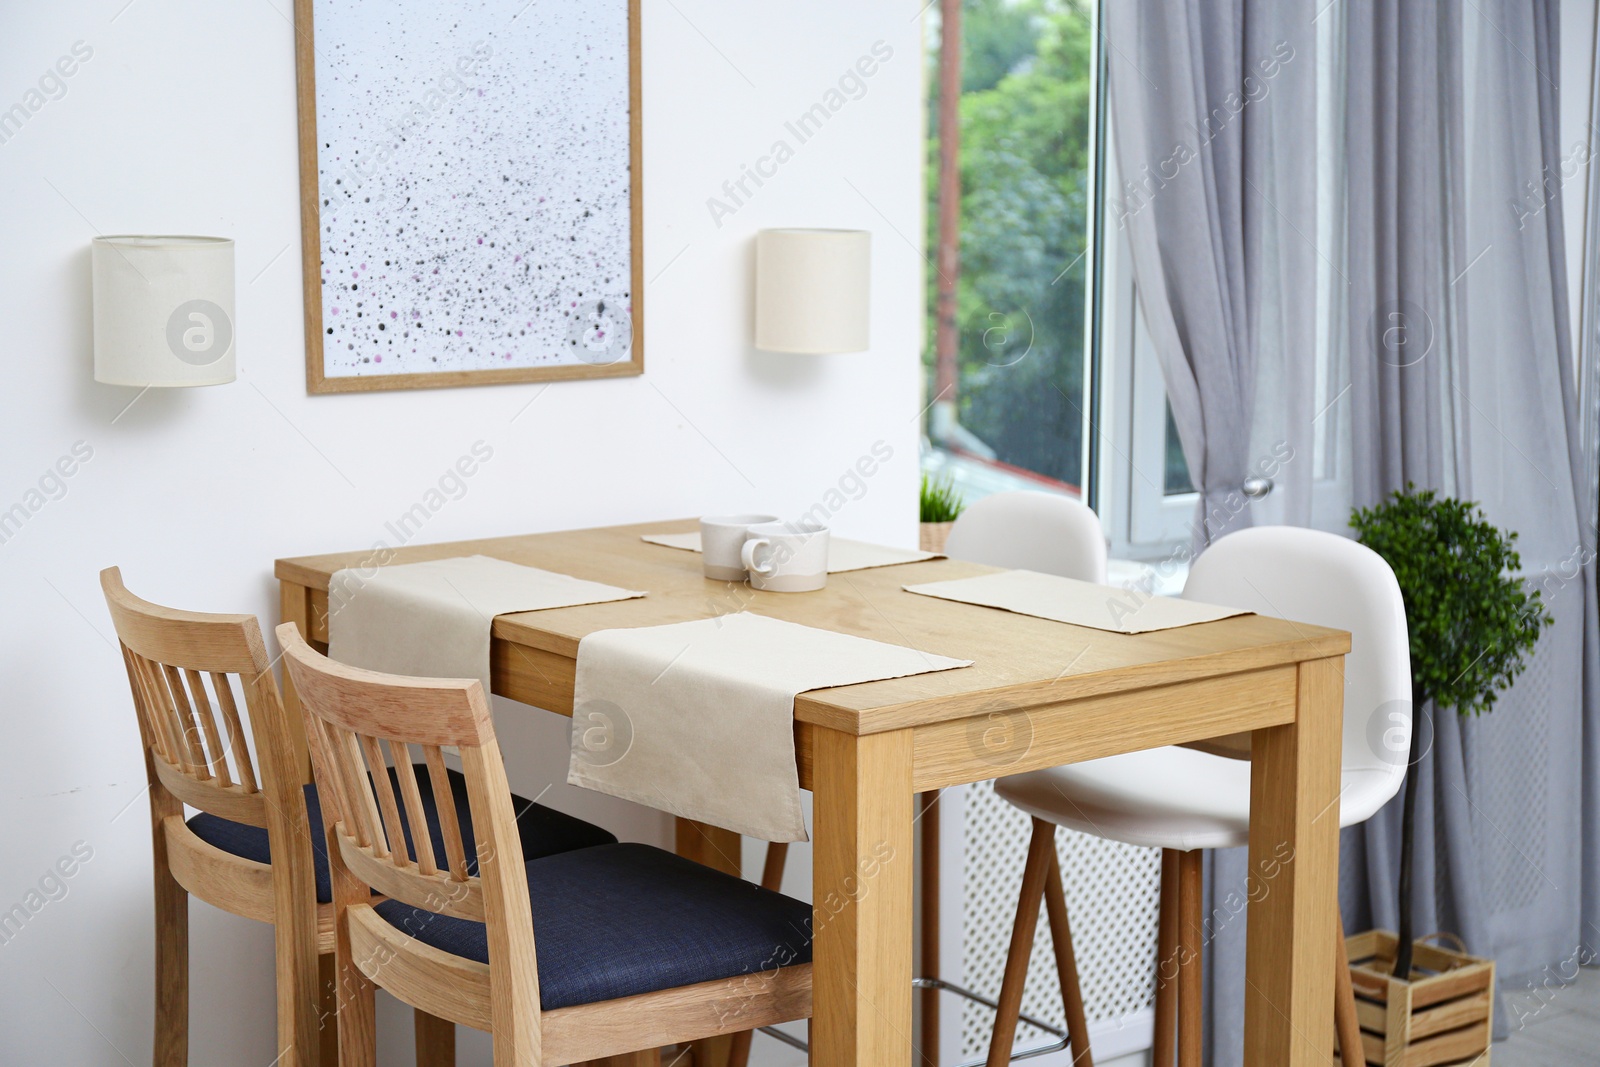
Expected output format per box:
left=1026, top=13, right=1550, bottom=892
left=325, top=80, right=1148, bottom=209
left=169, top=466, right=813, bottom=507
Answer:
left=700, top=513, right=778, bottom=581
left=740, top=521, right=830, bottom=592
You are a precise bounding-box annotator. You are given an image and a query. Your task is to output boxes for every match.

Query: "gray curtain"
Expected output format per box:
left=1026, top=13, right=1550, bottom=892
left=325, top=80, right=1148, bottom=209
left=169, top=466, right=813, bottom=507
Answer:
left=1104, top=0, right=1318, bottom=546
left=1108, top=0, right=1600, bottom=1061
left=1340, top=0, right=1600, bottom=1034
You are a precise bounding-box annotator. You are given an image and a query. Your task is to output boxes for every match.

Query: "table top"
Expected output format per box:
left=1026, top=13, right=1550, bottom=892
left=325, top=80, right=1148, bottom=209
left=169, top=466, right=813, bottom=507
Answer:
left=276, top=519, right=1349, bottom=735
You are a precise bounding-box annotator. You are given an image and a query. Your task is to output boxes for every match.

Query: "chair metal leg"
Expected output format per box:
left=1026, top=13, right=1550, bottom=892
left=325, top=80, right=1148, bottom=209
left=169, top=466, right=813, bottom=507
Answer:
left=1176, top=851, right=1203, bottom=1067
left=1042, top=849, right=1093, bottom=1067
left=414, top=1011, right=455, bottom=1067
left=1334, top=911, right=1365, bottom=1067
left=1152, top=851, right=1179, bottom=1067
left=985, top=818, right=1055, bottom=1067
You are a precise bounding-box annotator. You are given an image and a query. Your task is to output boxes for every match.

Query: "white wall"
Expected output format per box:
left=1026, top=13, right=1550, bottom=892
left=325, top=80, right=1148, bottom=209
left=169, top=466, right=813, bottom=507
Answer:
left=0, top=2, right=925, bottom=1063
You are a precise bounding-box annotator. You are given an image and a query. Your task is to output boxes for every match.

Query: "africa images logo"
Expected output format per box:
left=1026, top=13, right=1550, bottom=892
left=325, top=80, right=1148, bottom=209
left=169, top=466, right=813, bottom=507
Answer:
left=166, top=299, right=232, bottom=365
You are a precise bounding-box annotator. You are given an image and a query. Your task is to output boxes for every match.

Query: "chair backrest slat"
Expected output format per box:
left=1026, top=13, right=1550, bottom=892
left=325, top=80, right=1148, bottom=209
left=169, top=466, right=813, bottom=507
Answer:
left=339, top=728, right=386, bottom=855
left=210, top=672, right=258, bottom=792
left=140, top=656, right=186, bottom=769
left=422, top=744, right=470, bottom=881
left=391, top=748, right=438, bottom=877
left=163, top=662, right=212, bottom=779
left=127, top=651, right=175, bottom=764
left=360, top=733, right=408, bottom=864
left=304, top=709, right=362, bottom=848
left=185, top=668, right=232, bottom=787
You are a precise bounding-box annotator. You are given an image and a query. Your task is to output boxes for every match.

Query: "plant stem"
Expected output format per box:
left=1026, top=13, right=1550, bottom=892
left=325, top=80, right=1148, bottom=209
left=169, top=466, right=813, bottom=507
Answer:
left=1392, top=684, right=1425, bottom=979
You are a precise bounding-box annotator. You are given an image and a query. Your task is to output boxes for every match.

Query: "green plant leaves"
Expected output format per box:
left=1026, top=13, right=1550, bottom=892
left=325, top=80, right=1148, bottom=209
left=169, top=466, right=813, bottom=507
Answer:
left=1351, top=486, right=1551, bottom=717
left=921, top=473, right=966, bottom=524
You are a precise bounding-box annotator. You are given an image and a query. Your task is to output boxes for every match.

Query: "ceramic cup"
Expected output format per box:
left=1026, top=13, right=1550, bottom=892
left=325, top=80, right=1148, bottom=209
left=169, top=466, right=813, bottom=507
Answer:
left=700, top=513, right=779, bottom=581
left=740, top=521, right=831, bottom=592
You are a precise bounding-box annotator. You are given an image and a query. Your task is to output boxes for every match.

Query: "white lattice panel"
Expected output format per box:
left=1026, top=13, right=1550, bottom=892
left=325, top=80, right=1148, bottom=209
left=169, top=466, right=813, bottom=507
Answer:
left=960, top=780, right=1161, bottom=1059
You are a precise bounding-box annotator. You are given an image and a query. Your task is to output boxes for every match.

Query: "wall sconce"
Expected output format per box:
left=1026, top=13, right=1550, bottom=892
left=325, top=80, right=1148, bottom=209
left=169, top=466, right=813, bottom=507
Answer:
left=92, top=235, right=236, bottom=386
left=754, top=228, right=871, bottom=354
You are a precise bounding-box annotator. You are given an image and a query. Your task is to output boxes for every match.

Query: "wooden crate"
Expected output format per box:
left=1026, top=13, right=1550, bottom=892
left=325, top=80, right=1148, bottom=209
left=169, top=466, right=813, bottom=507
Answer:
left=1337, top=930, right=1494, bottom=1067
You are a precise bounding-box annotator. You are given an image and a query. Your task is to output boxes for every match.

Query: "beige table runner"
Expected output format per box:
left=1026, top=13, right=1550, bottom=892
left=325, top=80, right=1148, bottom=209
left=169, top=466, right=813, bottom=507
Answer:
left=641, top=531, right=942, bottom=572
left=328, top=555, right=645, bottom=693
left=567, top=612, right=971, bottom=841
left=904, top=569, right=1249, bottom=634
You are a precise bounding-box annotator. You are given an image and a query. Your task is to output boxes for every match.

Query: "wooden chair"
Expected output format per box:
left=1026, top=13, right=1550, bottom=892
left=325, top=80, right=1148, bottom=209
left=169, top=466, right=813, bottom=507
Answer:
left=102, top=568, right=616, bottom=1067
left=276, top=621, right=816, bottom=1067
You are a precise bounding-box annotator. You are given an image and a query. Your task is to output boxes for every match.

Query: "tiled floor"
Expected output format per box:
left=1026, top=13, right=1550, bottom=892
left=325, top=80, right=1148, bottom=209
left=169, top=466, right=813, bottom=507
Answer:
left=1495, top=966, right=1600, bottom=1066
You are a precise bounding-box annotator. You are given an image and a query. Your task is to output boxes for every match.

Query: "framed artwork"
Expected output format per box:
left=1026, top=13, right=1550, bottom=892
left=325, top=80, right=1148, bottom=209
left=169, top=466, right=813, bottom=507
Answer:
left=293, top=0, right=643, bottom=393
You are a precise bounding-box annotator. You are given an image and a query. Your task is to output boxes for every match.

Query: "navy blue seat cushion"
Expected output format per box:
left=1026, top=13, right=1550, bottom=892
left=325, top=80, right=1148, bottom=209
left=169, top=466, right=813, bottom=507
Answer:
left=374, top=842, right=813, bottom=1010
left=187, top=766, right=616, bottom=904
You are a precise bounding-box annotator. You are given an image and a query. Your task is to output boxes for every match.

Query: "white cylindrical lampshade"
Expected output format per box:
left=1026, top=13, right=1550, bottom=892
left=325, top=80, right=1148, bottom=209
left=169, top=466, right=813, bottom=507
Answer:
left=92, top=235, right=236, bottom=387
left=754, top=228, right=871, bottom=354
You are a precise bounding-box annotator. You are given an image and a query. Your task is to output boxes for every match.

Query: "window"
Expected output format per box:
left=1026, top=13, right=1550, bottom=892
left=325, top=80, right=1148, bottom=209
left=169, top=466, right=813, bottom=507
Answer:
left=922, top=0, right=1345, bottom=563
left=921, top=0, right=1100, bottom=506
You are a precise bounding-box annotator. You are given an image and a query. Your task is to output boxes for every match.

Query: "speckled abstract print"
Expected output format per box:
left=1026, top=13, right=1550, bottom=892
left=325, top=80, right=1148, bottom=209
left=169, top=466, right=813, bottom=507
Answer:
left=313, top=0, right=634, bottom=379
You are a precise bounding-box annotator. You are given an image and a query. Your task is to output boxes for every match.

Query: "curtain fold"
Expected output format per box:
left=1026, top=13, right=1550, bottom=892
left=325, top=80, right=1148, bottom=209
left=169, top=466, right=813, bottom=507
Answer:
left=1104, top=0, right=1318, bottom=547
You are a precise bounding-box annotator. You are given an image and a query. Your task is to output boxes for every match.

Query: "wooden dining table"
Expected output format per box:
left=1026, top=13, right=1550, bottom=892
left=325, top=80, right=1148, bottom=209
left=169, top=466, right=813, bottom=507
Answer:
left=275, top=518, right=1349, bottom=1067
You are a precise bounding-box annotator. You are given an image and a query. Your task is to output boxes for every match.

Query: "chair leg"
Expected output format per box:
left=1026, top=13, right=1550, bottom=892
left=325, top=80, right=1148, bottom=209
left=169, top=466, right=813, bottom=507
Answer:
left=1152, top=851, right=1179, bottom=1067
left=985, top=818, right=1055, bottom=1067
left=921, top=790, right=941, bottom=1067
left=1042, top=849, right=1093, bottom=1067
left=318, top=952, right=340, bottom=1067
left=1334, top=911, right=1364, bottom=1067
left=725, top=842, right=790, bottom=1067
left=414, top=1011, right=455, bottom=1067
left=335, top=945, right=376, bottom=1067
left=153, top=858, right=188, bottom=1067
left=274, top=887, right=321, bottom=1067
left=1176, top=851, right=1203, bottom=1067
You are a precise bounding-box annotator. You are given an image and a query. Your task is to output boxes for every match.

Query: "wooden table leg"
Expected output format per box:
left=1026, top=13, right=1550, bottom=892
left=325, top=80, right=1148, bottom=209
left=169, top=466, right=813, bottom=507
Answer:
left=676, top=818, right=742, bottom=1067
left=1243, top=657, right=1342, bottom=1067
left=812, top=727, right=915, bottom=1067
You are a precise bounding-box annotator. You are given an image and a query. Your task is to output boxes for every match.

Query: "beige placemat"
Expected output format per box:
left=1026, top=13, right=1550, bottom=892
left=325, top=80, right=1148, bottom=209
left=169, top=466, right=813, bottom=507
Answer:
left=641, top=531, right=942, bottom=572
left=567, top=612, right=971, bottom=841
left=328, top=555, right=645, bottom=692
left=903, top=569, right=1249, bottom=634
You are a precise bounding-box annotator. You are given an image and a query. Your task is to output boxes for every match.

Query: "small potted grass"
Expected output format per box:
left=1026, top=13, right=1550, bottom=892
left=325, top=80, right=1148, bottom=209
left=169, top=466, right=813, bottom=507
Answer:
left=920, top=473, right=964, bottom=554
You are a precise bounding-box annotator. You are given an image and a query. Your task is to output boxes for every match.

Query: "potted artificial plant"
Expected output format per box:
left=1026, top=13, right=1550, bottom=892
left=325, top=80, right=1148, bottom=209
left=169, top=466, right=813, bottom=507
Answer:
left=920, top=472, right=964, bottom=554
left=1342, top=487, right=1550, bottom=1066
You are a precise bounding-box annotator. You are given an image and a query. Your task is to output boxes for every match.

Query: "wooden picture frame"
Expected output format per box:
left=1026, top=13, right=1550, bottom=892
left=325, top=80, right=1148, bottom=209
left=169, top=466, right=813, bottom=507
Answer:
left=292, top=0, right=643, bottom=394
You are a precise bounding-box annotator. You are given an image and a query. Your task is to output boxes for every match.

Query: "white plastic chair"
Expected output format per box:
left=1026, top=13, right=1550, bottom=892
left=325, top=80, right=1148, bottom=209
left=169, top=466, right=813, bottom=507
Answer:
left=987, top=526, right=1411, bottom=1067
left=944, top=490, right=1108, bottom=583
left=942, top=491, right=1107, bottom=1066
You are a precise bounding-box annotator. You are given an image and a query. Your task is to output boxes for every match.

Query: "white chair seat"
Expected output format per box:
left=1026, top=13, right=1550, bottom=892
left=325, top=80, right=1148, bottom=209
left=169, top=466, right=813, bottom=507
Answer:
left=995, top=747, right=1400, bottom=853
